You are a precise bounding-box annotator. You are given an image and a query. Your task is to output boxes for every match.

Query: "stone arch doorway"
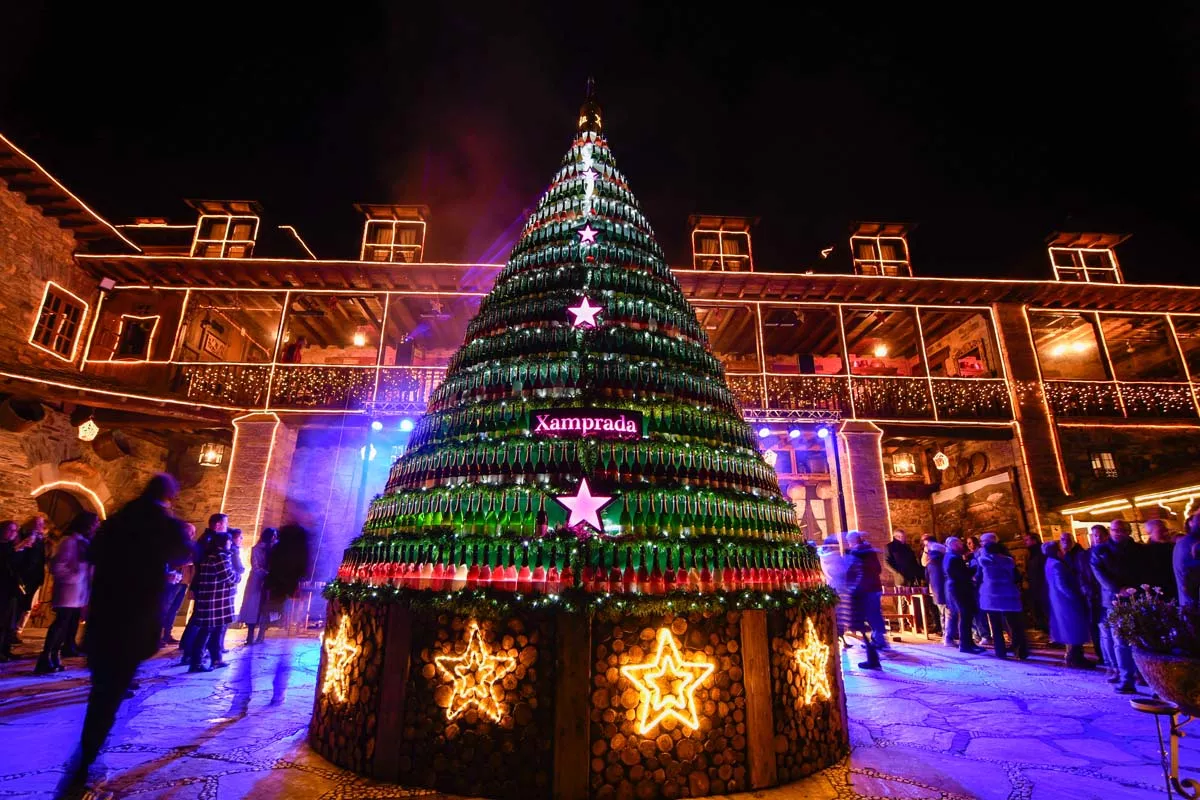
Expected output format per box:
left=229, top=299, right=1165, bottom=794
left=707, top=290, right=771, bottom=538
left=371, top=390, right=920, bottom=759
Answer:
left=35, top=488, right=91, bottom=530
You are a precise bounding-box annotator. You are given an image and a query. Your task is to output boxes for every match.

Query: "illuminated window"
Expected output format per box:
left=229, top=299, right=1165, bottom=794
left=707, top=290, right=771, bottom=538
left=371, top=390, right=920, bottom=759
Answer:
left=1091, top=452, right=1118, bottom=479
left=891, top=452, right=917, bottom=476
left=690, top=216, right=754, bottom=271
left=1029, top=311, right=1109, bottom=381
left=852, top=237, right=910, bottom=276
left=362, top=220, right=425, bottom=263
left=113, top=315, right=160, bottom=361
left=191, top=215, right=259, bottom=258
left=1098, top=314, right=1186, bottom=382
left=31, top=282, right=87, bottom=360
left=1050, top=248, right=1121, bottom=283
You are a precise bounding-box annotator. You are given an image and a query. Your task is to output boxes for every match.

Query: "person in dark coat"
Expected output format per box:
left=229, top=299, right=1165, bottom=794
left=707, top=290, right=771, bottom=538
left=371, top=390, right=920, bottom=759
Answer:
left=844, top=531, right=886, bottom=669
left=924, top=540, right=955, bottom=648
left=885, top=529, right=923, bottom=586
left=1061, top=529, right=1105, bottom=667
left=1022, top=533, right=1049, bottom=632
left=1092, top=519, right=1144, bottom=694
left=12, top=514, right=48, bottom=644
left=1174, top=513, right=1200, bottom=608
left=1043, top=540, right=1092, bottom=667
left=240, top=528, right=277, bottom=645
left=944, top=537, right=984, bottom=654
left=67, top=474, right=192, bottom=793
left=1143, top=519, right=1178, bottom=601
left=186, top=531, right=237, bottom=673
left=977, top=535, right=1029, bottom=659
left=0, top=520, right=22, bottom=661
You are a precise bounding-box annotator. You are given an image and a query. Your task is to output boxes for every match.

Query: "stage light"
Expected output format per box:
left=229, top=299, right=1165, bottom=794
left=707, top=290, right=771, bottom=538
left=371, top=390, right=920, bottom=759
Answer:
left=757, top=426, right=771, bottom=438
left=788, top=429, right=802, bottom=439
left=370, top=420, right=383, bottom=432
left=399, top=418, right=415, bottom=432
left=817, top=426, right=830, bottom=439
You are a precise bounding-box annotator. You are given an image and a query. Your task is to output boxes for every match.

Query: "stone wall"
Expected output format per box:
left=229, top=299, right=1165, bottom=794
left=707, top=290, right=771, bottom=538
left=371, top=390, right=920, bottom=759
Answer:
left=887, top=497, right=936, bottom=541
left=589, top=612, right=748, bottom=799
left=768, top=608, right=848, bottom=783
left=1058, top=426, right=1200, bottom=499
left=397, top=612, right=556, bottom=799
left=0, top=183, right=98, bottom=375
left=310, top=599, right=387, bottom=774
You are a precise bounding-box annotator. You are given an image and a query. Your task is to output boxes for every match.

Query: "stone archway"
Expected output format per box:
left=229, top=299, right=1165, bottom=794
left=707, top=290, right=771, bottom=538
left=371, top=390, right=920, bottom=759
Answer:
left=28, top=461, right=112, bottom=520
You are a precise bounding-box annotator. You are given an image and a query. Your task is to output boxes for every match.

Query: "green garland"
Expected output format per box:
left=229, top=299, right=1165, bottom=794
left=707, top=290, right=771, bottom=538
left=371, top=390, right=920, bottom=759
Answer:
left=324, top=580, right=838, bottom=622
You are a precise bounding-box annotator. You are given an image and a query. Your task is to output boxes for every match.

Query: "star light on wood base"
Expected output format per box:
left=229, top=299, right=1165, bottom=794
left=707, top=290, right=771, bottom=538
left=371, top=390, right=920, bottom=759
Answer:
left=794, top=618, right=832, bottom=705
left=567, top=296, right=603, bottom=328
left=435, top=622, right=517, bottom=722
left=321, top=616, right=358, bottom=704
left=554, top=477, right=613, bottom=532
left=620, top=627, right=715, bottom=735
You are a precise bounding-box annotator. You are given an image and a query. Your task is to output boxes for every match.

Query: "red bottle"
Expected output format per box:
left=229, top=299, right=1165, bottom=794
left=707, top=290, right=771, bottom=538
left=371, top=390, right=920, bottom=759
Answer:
left=532, top=550, right=548, bottom=593
left=622, top=551, right=638, bottom=594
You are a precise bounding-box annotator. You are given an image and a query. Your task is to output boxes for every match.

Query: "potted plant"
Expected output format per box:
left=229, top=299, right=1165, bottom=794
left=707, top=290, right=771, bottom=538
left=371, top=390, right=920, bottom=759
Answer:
left=1109, top=587, right=1200, bottom=716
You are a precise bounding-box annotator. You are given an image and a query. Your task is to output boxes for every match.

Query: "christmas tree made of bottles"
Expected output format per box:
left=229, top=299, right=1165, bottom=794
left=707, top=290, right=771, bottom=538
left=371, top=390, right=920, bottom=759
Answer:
left=333, top=84, right=830, bottom=616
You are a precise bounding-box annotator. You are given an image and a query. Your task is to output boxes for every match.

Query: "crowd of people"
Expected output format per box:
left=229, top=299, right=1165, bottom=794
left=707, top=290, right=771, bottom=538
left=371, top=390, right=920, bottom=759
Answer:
left=818, top=513, right=1200, bottom=694
left=0, top=473, right=313, bottom=795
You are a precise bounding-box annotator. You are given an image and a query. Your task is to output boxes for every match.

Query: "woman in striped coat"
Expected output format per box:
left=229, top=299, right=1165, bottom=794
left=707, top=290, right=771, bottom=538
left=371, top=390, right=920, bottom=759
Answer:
left=186, top=531, right=237, bottom=673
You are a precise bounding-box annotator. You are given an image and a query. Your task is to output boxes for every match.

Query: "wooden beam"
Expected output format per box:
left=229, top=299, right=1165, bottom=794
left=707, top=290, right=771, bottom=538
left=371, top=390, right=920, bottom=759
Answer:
left=740, top=610, right=778, bottom=790
left=552, top=612, right=590, bottom=800
left=372, top=604, right=413, bottom=781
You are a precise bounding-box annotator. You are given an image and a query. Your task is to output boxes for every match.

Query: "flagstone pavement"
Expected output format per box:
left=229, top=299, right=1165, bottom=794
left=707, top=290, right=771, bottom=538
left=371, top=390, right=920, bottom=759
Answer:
left=0, top=630, right=1190, bottom=799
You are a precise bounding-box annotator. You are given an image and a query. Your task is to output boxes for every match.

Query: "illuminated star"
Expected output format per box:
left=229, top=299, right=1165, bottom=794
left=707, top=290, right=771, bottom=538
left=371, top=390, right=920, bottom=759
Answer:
left=567, top=296, right=603, bottom=328
left=321, top=617, right=358, bottom=704
left=554, top=477, right=613, bottom=532
left=794, top=618, right=832, bottom=705
left=621, top=628, right=715, bottom=735
left=434, top=622, right=517, bottom=722
left=577, top=224, right=599, bottom=245
left=581, top=168, right=599, bottom=183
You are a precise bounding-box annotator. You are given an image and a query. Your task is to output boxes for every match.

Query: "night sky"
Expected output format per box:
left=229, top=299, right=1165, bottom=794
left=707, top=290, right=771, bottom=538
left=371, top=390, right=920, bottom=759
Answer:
left=1, top=5, right=1197, bottom=282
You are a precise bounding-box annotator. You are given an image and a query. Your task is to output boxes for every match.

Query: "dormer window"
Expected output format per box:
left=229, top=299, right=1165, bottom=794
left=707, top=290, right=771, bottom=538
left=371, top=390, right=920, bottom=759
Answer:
left=192, top=215, right=259, bottom=258
left=1047, top=232, right=1127, bottom=283
left=850, top=223, right=913, bottom=276
left=689, top=216, right=755, bottom=271
left=355, top=204, right=429, bottom=263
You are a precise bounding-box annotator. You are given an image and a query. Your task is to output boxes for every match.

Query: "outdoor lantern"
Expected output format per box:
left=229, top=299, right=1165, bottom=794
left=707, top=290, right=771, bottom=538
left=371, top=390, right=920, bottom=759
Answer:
left=763, top=449, right=778, bottom=468
left=77, top=419, right=100, bottom=442
left=199, top=442, right=225, bottom=467
left=933, top=451, right=950, bottom=471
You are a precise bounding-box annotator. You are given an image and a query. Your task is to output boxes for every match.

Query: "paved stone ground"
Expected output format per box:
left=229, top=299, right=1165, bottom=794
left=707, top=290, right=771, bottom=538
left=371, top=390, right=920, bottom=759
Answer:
left=0, top=629, right=1189, bottom=799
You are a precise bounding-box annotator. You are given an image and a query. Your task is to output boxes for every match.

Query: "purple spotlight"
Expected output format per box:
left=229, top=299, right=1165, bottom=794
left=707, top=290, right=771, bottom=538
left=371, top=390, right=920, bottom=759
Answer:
left=757, top=426, right=771, bottom=438
left=399, top=418, right=415, bottom=432
left=817, top=426, right=830, bottom=439
left=788, top=429, right=802, bottom=439
left=370, top=420, right=384, bottom=432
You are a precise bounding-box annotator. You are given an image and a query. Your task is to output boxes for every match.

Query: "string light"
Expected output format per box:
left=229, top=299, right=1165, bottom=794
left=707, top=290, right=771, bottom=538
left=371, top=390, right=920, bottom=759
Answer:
left=30, top=480, right=107, bottom=519
left=435, top=622, right=517, bottom=722
left=620, top=627, right=714, bottom=735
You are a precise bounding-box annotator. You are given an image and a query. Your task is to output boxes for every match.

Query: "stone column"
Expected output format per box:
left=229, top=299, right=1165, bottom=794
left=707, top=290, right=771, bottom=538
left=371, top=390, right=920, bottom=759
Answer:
left=835, top=420, right=890, bottom=537
left=992, top=302, right=1067, bottom=529
left=222, top=412, right=298, bottom=538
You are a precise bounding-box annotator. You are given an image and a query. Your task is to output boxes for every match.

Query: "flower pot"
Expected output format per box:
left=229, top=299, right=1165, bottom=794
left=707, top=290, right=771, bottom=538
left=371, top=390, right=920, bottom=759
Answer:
left=0, top=397, right=44, bottom=432
left=1133, top=648, right=1200, bottom=717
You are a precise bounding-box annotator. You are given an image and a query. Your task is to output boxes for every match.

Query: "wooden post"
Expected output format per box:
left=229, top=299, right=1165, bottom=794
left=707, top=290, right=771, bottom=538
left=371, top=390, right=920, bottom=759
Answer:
left=372, top=604, right=413, bottom=781
left=741, top=609, right=778, bottom=789
left=553, top=612, right=591, bottom=800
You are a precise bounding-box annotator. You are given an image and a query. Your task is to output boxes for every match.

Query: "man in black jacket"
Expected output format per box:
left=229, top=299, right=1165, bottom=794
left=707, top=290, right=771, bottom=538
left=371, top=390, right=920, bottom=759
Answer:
left=1174, top=512, right=1200, bottom=608
left=885, top=529, right=923, bottom=586
left=1091, top=519, right=1144, bottom=694
left=944, top=537, right=985, bottom=655
left=846, top=531, right=886, bottom=669
left=1061, top=529, right=1105, bottom=668
left=65, top=474, right=193, bottom=795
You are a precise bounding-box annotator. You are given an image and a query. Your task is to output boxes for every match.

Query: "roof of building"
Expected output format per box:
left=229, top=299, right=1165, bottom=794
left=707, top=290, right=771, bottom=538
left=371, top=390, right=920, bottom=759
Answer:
left=0, top=132, right=139, bottom=253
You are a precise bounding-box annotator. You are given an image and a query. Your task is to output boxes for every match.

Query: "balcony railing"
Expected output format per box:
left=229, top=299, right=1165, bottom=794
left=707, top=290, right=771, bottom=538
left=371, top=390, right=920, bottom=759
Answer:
left=930, top=378, right=1013, bottom=421
left=1044, top=381, right=1124, bottom=418
left=1120, top=382, right=1196, bottom=418
left=850, top=376, right=934, bottom=419
left=79, top=360, right=1026, bottom=423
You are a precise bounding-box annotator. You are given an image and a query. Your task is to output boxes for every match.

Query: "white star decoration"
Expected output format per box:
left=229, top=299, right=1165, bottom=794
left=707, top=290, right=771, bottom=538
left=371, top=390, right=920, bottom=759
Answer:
left=554, top=477, right=613, bottom=532
left=321, top=617, right=358, bottom=704
left=434, top=622, right=517, bottom=722
left=567, top=296, right=603, bottom=328
left=794, top=618, right=832, bottom=705
left=578, top=224, right=599, bottom=245
left=620, top=628, right=715, bottom=735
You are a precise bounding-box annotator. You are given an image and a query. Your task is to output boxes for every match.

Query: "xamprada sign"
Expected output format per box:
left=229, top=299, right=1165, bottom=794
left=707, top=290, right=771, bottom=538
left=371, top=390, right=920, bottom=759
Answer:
left=532, top=408, right=643, bottom=440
